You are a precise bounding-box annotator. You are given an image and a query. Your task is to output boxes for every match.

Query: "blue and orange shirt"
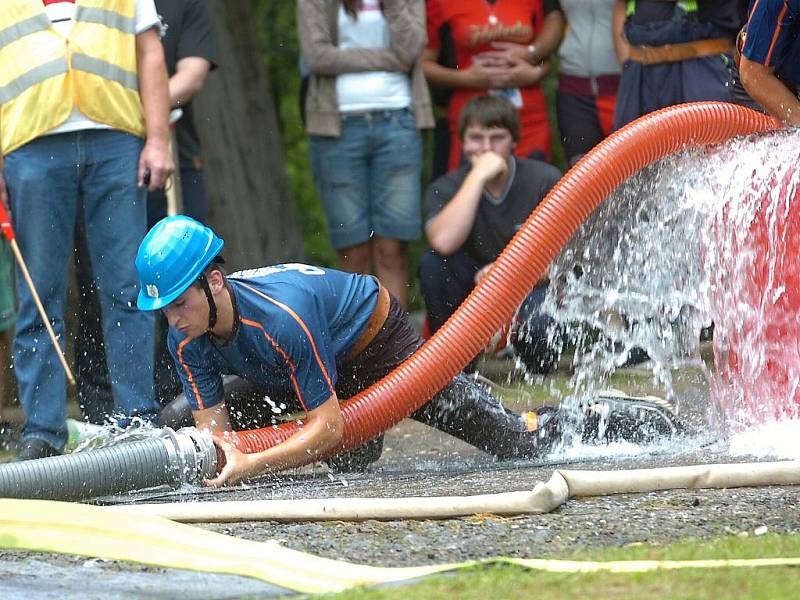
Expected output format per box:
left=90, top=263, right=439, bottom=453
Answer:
left=742, top=0, right=800, bottom=88
left=168, top=264, right=379, bottom=412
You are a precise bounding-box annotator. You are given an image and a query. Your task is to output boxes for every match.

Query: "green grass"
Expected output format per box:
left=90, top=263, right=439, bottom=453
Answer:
left=320, top=534, right=800, bottom=599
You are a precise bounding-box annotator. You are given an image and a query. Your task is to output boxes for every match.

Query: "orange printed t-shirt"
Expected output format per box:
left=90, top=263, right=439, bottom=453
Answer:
left=426, top=0, right=551, bottom=168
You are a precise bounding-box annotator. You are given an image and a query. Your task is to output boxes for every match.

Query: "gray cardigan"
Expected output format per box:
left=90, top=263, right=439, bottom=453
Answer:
left=557, top=0, right=621, bottom=78
left=297, top=0, right=434, bottom=137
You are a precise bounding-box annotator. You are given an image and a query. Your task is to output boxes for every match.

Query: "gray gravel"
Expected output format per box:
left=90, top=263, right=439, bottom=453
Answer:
left=2, top=400, right=798, bottom=599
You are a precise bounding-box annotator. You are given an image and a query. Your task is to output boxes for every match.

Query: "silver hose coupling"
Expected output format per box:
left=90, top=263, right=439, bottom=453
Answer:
left=161, top=427, right=218, bottom=486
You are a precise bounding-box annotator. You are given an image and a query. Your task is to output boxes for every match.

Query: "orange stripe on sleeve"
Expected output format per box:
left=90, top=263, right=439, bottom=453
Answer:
left=238, top=282, right=336, bottom=394
left=240, top=316, right=310, bottom=412
left=176, top=337, right=206, bottom=411
left=765, top=4, right=789, bottom=66
left=748, top=0, right=762, bottom=21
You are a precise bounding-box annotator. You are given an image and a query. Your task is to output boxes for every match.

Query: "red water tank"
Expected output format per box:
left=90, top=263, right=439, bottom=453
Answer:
left=710, top=163, right=800, bottom=425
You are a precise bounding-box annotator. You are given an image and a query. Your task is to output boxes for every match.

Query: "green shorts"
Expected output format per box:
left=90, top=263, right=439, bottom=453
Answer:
left=0, top=240, right=15, bottom=332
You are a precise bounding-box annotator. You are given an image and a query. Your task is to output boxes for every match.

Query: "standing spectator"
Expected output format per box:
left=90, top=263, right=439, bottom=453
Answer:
left=147, top=0, right=219, bottom=226
left=1, top=0, right=173, bottom=460
left=422, top=0, right=563, bottom=170
left=738, top=0, right=800, bottom=125
left=553, top=0, right=621, bottom=166
left=75, top=0, right=220, bottom=422
left=419, top=96, right=563, bottom=374
left=298, top=0, right=434, bottom=308
left=612, top=0, right=741, bottom=130
left=0, top=238, right=13, bottom=437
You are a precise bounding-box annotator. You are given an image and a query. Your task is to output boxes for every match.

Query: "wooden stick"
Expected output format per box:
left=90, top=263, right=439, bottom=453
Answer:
left=166, top=111, right=183, bottom=217
left=166, top=129, right=183, bottom=217
left=7, top=238, right=75, bottom=386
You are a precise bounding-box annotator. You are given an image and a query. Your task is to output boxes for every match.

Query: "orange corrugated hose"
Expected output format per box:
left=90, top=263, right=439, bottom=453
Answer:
left=232, top=102, right=780, bottom=458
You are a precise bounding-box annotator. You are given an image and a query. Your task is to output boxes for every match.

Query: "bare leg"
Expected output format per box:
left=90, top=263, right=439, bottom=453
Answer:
left=336, top=240, right=372, bottom=275
left=373, top=236, right=409, bottom=308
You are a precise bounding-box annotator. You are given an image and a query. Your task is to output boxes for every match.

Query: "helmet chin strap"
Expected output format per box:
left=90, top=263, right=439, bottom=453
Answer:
left=197, top=275, right=218, bottom=330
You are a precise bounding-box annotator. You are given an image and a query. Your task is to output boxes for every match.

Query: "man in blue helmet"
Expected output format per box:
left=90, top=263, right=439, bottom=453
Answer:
left=136, top=216, right=681, bottom=486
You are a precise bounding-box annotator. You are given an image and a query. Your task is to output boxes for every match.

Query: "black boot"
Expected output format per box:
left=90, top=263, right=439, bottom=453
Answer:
left=580, top=391, right=682, bottom=444
left=14, top=438, right=62, bottom=461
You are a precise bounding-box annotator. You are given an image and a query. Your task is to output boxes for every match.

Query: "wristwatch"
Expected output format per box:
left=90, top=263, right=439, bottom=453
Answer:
left=527, top=44, right=537, bottom=63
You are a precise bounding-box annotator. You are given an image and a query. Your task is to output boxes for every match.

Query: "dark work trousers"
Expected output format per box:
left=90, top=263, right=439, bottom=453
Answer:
left=556, top=91, right=616, bottom=167
left=613, top=17, right=734, bottom=130
left=161, top=295, right=547, bottom=461
left=74, top=167, right=208, bottom=423
left=146, top=167, right=207, bottom=226
left=418, top=249, right=560, bottom=374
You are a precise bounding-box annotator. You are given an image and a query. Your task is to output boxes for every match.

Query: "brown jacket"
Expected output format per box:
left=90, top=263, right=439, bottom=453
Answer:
left=297, top=0, right=434, bottom=136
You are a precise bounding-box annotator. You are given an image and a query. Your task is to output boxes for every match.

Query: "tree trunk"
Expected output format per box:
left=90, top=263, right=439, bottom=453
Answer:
left=193, top=0, right=304, bottom=271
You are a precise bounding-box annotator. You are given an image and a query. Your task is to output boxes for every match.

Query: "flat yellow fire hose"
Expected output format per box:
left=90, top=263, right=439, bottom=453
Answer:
left=3, top=498, right=800, bottom=594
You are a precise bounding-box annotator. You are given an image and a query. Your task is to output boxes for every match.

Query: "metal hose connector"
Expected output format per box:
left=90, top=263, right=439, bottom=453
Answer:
left=0, top=427, right=217, bottom=502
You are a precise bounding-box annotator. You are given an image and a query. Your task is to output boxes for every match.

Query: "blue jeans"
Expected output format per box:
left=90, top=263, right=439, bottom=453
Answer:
left=309, top=108, right=422, bottom=249
left=0, top=240, right=14, bottom=332
left=72, top=166, right=208, bottom=423
left=419, top=249, right=561, bottom=374
left=4, top=130, right=158, bottom=449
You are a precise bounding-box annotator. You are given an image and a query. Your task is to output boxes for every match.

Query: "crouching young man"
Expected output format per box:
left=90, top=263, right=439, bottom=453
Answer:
left=136, top=217, right=680, bottom=486
left=420, top=95, right=565, bottom=375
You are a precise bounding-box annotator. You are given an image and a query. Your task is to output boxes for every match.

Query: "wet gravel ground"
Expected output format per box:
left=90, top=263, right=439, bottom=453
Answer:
left=178, top=421, right=800, bottom=566
left=2, top=416, right=800, bottom=599
left=2, top=370, right=799, bottom=598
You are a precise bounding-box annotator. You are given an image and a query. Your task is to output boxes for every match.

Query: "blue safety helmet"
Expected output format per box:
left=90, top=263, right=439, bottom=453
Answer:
left=136, top=216, right=224, bottom=311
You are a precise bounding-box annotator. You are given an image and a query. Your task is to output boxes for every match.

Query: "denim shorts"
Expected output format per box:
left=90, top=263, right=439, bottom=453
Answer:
left=310, top=107, right=422, bottom=249
left=0, top=240, right=14, bottom=332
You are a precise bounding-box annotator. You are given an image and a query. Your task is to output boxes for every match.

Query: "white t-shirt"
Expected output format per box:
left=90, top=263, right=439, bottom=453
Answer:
left=44, top=0, right=161, bottom=135
left=335, top=1, right=412, bottom=113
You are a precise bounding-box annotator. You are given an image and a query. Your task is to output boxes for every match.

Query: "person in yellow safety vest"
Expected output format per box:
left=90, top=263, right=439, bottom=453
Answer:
left=0, top=0, right=174, bottom=461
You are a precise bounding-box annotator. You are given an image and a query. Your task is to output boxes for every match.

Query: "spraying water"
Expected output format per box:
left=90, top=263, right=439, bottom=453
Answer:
left=529, top=128, right=800, bottom=456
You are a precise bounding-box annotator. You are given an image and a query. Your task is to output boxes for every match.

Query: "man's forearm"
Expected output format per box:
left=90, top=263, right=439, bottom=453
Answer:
left=425, top=171, right=486, bottom=255
left=169, top=57, right=212, bottom=108
left=245, top=397, right=344, bottom=474
left=136, top=28, right=171, bottom=145
left=740, top=57, right=800, bottom=126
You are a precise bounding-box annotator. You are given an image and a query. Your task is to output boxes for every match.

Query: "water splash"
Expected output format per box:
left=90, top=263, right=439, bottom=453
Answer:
left=704, top=131, right=800, bottom=428
left=528, top=127, right=800, bottom=450
left=728, top=420, right=800, bottom=460
left=66, top=416, right=163, bottom=453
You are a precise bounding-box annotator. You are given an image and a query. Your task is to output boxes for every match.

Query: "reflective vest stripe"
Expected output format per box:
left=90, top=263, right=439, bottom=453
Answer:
left=0, top=13, right=50, bottom=48
left=73, top=5, right=136, bottom=35
left=0, top=57, right=68, bottom=103
left=71, top=53, right=138, bottom=90
left=0, top=0, right=145, bottom=154
left=626, top=0, right=698, bottom=17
